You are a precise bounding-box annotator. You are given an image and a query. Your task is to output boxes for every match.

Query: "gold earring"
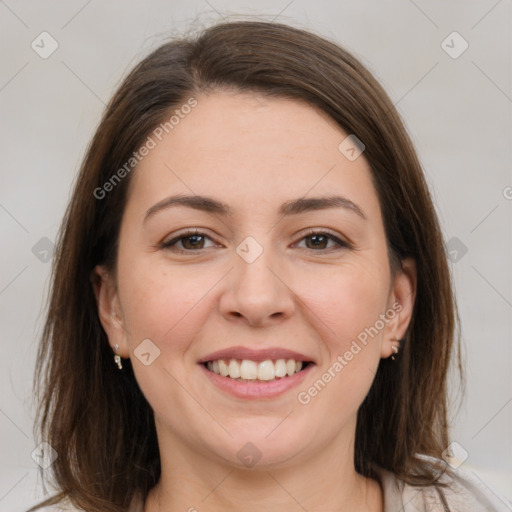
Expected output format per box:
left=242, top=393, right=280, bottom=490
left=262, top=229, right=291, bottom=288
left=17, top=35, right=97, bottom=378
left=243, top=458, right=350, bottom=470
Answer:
left=390, top=337, right=400, bottom=361
left=113, top=344, right=123, bottom=370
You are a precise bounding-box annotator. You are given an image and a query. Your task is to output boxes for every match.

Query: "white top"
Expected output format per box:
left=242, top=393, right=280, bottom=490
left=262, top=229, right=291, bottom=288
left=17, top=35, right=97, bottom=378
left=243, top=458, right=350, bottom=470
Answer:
left=374, top=462, right=512, bottom=511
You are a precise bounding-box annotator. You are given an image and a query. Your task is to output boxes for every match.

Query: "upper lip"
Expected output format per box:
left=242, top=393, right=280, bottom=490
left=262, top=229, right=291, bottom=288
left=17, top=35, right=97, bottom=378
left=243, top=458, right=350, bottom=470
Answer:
left=197, top=346, right=315, bottom=364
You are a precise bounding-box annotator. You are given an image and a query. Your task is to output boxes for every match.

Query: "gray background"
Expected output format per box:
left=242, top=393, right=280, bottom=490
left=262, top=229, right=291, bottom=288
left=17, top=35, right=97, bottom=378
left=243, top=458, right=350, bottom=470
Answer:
left=1, top=0, right=511, bottom=510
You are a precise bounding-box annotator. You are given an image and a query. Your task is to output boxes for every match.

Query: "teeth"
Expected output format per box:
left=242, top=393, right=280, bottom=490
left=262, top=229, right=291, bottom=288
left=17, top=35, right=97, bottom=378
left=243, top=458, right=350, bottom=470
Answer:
left=275, top=359, right=287, bottom=377
left=257, top=360, right=275, bottom=380
left=205, top=358, right=305, bottom=381
left=228, top=359, right=240, bottom=378
left=218, top=359, right=229, bottom=377
left=240, top=360, right=258, bottom=379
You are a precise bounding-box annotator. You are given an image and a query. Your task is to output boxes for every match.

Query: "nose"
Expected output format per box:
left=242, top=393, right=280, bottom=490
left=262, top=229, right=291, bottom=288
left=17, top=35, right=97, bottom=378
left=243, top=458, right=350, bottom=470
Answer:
left=218, top=244, right=296, bottom=327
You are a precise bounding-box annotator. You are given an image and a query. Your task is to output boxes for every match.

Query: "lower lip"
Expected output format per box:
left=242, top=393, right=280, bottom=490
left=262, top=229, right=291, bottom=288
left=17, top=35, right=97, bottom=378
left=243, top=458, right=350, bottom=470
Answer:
left=199, top=363, right=314, bottom=399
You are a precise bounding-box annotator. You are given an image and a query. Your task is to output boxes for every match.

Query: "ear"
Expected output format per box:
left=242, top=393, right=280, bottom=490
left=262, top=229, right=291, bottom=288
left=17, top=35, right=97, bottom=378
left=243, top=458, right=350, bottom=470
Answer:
left=92, top=265, right=129, bottom=358
left=381, top=257, right=417, bottom=359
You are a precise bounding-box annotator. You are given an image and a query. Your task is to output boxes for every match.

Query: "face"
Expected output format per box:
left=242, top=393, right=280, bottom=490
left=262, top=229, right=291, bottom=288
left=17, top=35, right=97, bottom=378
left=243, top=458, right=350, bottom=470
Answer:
left=95, top=91, right=415, bottom=470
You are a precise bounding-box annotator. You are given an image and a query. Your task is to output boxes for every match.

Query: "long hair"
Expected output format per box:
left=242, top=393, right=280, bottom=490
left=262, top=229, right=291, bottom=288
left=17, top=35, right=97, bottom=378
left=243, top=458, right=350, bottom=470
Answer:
left=29, top=20, right=462, bottom=512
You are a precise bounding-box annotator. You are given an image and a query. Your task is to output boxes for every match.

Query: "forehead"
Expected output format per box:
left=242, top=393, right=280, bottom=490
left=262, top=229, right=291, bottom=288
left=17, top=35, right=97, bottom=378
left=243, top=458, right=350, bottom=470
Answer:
left=148, top=91, right=350, bottom=167
left=126, top=91, right=381, bottom=224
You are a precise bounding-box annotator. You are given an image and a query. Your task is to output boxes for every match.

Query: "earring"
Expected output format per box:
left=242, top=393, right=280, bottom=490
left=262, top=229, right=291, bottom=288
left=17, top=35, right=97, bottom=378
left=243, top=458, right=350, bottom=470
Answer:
left=390, top=337, right=400, bottom=361
left=113, top=344, right=123, bottom=370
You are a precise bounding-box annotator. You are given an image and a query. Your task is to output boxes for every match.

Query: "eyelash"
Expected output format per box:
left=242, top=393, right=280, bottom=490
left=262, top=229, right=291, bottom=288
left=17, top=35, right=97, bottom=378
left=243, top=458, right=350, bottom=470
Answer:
left=161, top=228, right=350, bottom=253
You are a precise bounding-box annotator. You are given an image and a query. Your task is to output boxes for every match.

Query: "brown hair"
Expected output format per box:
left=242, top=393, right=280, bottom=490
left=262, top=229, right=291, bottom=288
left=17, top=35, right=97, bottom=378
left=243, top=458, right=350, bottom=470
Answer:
left=29, top=19, right=462, bottom=512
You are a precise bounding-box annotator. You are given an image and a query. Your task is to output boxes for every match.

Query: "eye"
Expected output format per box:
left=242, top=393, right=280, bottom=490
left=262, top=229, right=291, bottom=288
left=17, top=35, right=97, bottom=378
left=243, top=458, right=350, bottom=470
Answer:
left=294, top=230, right=350, bottom=251
left=161, top=230, right=216, bottom=252
left=161, top=229, right=350, bottom=253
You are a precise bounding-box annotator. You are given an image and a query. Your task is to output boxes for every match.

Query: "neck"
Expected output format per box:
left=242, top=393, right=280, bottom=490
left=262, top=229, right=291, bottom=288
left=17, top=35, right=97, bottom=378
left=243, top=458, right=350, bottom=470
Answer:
left=144, top=420, right=383, bottom=512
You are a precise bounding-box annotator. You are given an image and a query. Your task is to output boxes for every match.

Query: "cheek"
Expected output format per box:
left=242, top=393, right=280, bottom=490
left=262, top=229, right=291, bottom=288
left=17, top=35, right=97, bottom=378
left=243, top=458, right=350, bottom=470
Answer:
left=296, top=271, right=386, bottom=422
left=293, top=262, right=388, bottom=410
left=116, top=253, right=205, bottom=351
left=299, top=262, right=389, bottom=351
left=115, top=259, right=209, bottom=411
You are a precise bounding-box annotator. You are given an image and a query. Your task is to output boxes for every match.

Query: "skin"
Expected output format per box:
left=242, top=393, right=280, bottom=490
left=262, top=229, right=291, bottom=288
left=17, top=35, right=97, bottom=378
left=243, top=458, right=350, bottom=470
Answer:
left=94, top=91, right=416, bottom=511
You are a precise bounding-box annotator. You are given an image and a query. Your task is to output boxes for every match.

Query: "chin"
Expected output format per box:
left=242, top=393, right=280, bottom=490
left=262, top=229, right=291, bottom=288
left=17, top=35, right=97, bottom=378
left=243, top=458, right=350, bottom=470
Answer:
left=210, top=424, right=311, bottom=470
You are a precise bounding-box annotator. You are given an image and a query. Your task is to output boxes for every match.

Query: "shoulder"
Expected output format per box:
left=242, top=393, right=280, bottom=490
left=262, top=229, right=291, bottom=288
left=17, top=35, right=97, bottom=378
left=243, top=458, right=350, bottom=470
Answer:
left=34, top=503, right=83, bottom=512
left=35, top=494, right=144, bottom=512
left=128, top=490, right=145, bottom=512
left=32, top=492, right=145, bottom=512
left=28, top=491, right=146, bottom=512
left=375, top=456, right=512, bottom=512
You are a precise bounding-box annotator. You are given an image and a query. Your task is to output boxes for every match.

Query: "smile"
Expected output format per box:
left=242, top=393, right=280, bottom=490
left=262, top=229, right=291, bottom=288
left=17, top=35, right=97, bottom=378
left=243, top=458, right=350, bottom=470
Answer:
left=199, top=359, right=315, bottom=399
left=204, top=358, right=310, bottom=381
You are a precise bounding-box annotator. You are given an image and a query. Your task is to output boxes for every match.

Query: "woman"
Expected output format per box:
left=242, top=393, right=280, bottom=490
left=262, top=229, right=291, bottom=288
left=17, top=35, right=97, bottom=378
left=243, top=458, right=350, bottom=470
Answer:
left=29, top=20, right=511, bottom=512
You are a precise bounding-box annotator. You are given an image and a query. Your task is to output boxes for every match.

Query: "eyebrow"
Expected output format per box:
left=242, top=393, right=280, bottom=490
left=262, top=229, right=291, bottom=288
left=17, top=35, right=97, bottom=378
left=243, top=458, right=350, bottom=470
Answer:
left=144, top=194, right=367, bottom=223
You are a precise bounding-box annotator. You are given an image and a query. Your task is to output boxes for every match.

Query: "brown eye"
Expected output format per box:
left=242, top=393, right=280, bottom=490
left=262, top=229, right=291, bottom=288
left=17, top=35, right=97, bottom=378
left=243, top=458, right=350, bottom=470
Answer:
left=179, top=234, right=207, bottom=250
left=295, top=231, right=349, bottom=251
left=304, top=233, right=330, bottom=250
left=162, top=231, right=215, bottom=252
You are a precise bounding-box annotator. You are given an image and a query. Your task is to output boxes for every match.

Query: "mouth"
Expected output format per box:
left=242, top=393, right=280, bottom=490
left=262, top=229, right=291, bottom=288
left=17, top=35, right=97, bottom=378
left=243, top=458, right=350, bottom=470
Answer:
left=197, top=346, right=316, bottom=398
left=201, top=358, right=315, bottom=383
